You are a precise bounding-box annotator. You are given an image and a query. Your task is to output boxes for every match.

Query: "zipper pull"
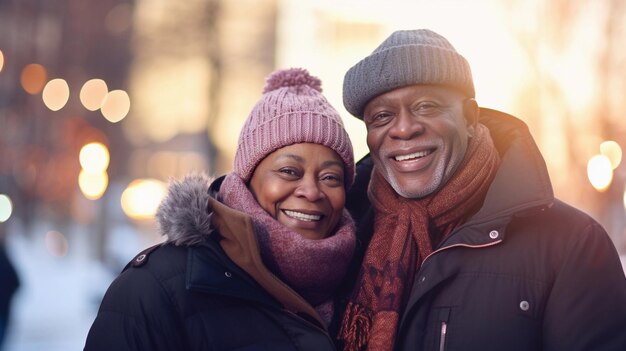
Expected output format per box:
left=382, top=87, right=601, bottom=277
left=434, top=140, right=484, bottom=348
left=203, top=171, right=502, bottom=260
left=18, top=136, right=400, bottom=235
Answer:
left=438, top=308, right=451, bottom=351
left=439, top=322, right=447, bottom=351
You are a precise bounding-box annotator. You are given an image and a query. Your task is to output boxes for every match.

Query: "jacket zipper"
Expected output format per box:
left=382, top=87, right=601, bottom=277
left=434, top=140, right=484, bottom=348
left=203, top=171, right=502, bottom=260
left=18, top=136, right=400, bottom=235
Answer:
left=438, top=307, right=451, bottom=351
left=439, top=322, right=447, bottom=351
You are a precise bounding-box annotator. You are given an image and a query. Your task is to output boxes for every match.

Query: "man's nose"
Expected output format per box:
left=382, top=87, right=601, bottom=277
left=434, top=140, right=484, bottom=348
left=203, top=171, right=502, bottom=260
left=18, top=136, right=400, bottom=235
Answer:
left=388, top=110, right=424, bottom=139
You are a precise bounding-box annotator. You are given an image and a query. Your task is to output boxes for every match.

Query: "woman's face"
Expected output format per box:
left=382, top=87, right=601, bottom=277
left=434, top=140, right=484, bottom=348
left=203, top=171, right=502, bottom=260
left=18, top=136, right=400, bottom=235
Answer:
left=249, top=143, right=346, bottom=240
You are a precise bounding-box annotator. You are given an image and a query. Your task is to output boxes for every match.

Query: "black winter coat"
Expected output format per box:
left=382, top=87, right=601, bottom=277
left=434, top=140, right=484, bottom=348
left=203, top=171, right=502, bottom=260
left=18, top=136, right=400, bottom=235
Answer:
left=84, top=175, right=336, bottom=351
left=341, top=109, right=626, bottom=351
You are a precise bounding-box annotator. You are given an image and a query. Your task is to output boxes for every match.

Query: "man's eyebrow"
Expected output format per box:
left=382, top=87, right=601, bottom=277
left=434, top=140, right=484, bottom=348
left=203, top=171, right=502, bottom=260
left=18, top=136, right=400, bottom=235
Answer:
left=365, top=97, right=392, bottom=110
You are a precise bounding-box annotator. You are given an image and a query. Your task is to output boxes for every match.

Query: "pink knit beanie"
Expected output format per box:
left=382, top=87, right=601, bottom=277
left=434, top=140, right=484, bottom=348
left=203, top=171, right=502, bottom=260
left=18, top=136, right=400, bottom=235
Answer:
left=234, top=68, right=355, bottom=188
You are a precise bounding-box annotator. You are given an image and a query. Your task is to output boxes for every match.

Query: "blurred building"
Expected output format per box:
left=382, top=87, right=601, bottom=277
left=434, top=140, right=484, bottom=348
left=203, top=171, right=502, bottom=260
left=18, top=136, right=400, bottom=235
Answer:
left=0, top=2, right=625, bottom=350
left=0, top=0, right=280, bottom=267
left=0, top=0, right=625, bottom=266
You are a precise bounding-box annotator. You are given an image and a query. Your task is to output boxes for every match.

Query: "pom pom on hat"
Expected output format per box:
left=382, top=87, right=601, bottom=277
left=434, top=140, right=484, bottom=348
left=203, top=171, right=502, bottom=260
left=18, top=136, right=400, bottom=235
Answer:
left=234, top=68, right=355, bottom=188
left=263, top=67, right=322, bottom=94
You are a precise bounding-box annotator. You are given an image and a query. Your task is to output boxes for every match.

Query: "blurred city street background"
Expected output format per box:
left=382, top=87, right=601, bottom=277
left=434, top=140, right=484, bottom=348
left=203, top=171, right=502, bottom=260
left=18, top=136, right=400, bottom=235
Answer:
left=1, top=0, right=626, bottom=350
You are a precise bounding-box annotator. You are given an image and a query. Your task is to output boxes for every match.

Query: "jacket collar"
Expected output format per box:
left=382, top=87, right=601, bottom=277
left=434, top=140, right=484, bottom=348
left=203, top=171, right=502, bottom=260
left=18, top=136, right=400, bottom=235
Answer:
left=470, top=108, right=554, bottom=223
left=350, top=108, right=554, bottom=234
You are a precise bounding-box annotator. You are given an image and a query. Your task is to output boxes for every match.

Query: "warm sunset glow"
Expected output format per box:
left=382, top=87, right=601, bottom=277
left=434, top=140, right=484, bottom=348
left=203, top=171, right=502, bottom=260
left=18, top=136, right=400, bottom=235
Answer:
left=42, top=78, right=70, bottom=111
left=587, top=155, right=613, bottom=192
left=80, top=79, right=109, bottom=111
left=79, top=142, right=110, bottom=173
left=101, top=89, right=130, bottom=123
left=21, top=64, right=48, bottom=95
left=600, top=140, right=622, bottom=170
left=120, top=179, right=167, bottom=220
left=78, top=170, right=109, bottom=200
left=0, top=194, right=12, bottom=222
left=45, top=230, right=69, bottom=257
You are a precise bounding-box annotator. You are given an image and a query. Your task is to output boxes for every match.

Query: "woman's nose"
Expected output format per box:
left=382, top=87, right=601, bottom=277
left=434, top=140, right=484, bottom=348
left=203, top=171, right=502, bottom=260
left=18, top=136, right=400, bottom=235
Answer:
left=294, top=178, right=324, bottom=201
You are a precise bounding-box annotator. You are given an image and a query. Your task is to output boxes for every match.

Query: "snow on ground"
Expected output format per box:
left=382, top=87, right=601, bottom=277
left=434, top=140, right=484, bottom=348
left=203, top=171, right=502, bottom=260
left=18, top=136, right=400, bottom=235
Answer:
left=1, top=218, right=150, bottom=351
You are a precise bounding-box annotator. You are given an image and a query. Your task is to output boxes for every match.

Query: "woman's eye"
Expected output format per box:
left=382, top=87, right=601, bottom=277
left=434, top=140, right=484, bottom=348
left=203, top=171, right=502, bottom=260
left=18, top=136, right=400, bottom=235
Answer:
left=321, top=173, right=343, bottom=186
left=278, top=168, right=299, bottom=177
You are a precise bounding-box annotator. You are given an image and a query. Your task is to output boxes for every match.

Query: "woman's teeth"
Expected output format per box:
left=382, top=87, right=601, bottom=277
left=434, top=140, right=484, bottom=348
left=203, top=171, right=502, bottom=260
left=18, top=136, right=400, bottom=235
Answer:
left=284, top=210, right=321, bottom=222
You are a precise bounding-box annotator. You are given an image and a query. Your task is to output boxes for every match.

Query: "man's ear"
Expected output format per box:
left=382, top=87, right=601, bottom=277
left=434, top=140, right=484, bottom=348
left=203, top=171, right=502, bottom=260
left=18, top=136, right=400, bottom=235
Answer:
left=463, top=98, right=479, bottom=137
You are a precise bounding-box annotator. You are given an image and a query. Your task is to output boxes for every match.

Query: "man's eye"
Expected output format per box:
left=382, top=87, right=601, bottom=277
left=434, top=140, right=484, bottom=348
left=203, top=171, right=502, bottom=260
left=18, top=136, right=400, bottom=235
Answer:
left=415, top=102, right=439, bottom=114
left=366, top=112, right=392, bottom=126
left=374, top=112, right=391, bottom=120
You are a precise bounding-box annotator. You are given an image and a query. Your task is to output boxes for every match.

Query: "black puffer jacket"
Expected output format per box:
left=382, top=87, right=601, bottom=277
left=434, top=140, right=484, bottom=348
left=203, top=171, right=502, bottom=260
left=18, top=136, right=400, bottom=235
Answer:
left=84, top=175, right=336, bottom=351
left=341, top=109, right=626, bottom=351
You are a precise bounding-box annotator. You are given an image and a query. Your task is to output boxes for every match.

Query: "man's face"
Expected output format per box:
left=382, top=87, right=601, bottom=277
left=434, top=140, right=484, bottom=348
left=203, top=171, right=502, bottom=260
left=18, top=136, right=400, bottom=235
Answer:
left=363, top=85, right=475, bottom=198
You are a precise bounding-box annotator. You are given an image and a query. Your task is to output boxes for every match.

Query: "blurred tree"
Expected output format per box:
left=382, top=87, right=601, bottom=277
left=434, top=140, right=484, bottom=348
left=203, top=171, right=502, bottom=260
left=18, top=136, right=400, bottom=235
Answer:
left=503, top=0, right=626, bottom=252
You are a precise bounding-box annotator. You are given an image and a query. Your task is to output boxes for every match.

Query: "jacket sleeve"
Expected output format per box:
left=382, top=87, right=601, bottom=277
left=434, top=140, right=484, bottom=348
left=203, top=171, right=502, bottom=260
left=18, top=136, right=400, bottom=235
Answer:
left=83, top=267, right=187, bottom=351
left=542, top=222, right=626, bottom=350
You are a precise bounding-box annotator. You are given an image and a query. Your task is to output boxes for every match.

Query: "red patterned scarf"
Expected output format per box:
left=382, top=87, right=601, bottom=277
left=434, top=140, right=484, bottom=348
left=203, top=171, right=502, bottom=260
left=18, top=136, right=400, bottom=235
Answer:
left=339, top=124, right=500, bottom=350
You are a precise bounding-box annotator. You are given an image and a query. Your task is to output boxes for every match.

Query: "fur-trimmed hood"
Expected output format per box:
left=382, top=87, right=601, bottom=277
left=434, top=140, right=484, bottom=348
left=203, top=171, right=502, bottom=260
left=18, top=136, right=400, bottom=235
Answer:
left=154, top=173, right=330, bottom=327
left=156, top=173, right=215, bottom=246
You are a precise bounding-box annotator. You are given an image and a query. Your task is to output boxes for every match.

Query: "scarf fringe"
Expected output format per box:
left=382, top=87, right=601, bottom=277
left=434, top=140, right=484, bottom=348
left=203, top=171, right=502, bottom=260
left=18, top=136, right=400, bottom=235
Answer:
left=339, top=302, right=372, bottom=351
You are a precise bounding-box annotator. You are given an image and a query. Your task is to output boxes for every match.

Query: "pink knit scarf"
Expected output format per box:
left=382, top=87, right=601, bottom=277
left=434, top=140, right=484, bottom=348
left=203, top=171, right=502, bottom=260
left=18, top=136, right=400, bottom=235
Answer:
left=219, top=173, right=357, bottom=319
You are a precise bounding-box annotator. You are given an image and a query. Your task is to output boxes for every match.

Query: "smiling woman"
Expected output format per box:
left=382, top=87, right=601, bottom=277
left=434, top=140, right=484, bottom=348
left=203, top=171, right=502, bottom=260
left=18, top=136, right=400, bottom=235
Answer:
left=84, top=68, right=357, bottom=351
left=249, top=143, right=346, bottom=240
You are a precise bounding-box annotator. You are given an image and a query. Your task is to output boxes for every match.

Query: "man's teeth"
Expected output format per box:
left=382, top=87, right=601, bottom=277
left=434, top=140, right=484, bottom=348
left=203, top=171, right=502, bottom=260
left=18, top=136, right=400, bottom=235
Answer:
left=395, top=150, right=430, bottom=161
left=284, top=210, right=321, bottom=222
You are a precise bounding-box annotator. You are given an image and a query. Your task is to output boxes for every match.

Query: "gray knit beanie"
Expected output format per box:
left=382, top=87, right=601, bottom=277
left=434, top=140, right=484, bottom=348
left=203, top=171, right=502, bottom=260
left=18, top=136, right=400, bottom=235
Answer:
left=343, top=29, right=475, bottom=118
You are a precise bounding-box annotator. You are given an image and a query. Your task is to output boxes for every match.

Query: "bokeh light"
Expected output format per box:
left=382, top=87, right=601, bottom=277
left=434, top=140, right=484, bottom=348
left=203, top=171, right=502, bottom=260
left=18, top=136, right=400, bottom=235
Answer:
left=120, top=179, right=166, bottom=220
left=45, top=230, right=69, bottom=257
left=42, top=78, right=70, bottom=111
left=147, top=151, right=209, bottom=179
left=600, top=140, right=622, bottom=170
left=0, top=194, right=12, bottom=222
left=587, top=155, right=613, bottom=192
left=0, top=49, right=4, bottom=73
left=78, top=170, right=109, bottom=200
left=101, top=89, right=130, bottom=123
left=79, top=142, right=110, bottom=174
left=105, top=3, right=133, bottom=35
left=80, top=79, right=109, bottom=111
left=20, top=63, right=48, bottom=95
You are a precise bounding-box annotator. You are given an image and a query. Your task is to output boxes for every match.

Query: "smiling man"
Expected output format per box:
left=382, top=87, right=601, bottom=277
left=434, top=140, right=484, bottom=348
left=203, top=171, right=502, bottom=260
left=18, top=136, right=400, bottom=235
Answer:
left=337, top=29, right=626, bottom=351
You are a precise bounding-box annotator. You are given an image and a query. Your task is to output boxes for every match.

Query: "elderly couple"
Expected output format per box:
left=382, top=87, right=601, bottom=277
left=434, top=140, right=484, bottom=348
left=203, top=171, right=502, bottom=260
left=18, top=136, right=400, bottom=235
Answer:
left=84, top=30, right=626, bottom=351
